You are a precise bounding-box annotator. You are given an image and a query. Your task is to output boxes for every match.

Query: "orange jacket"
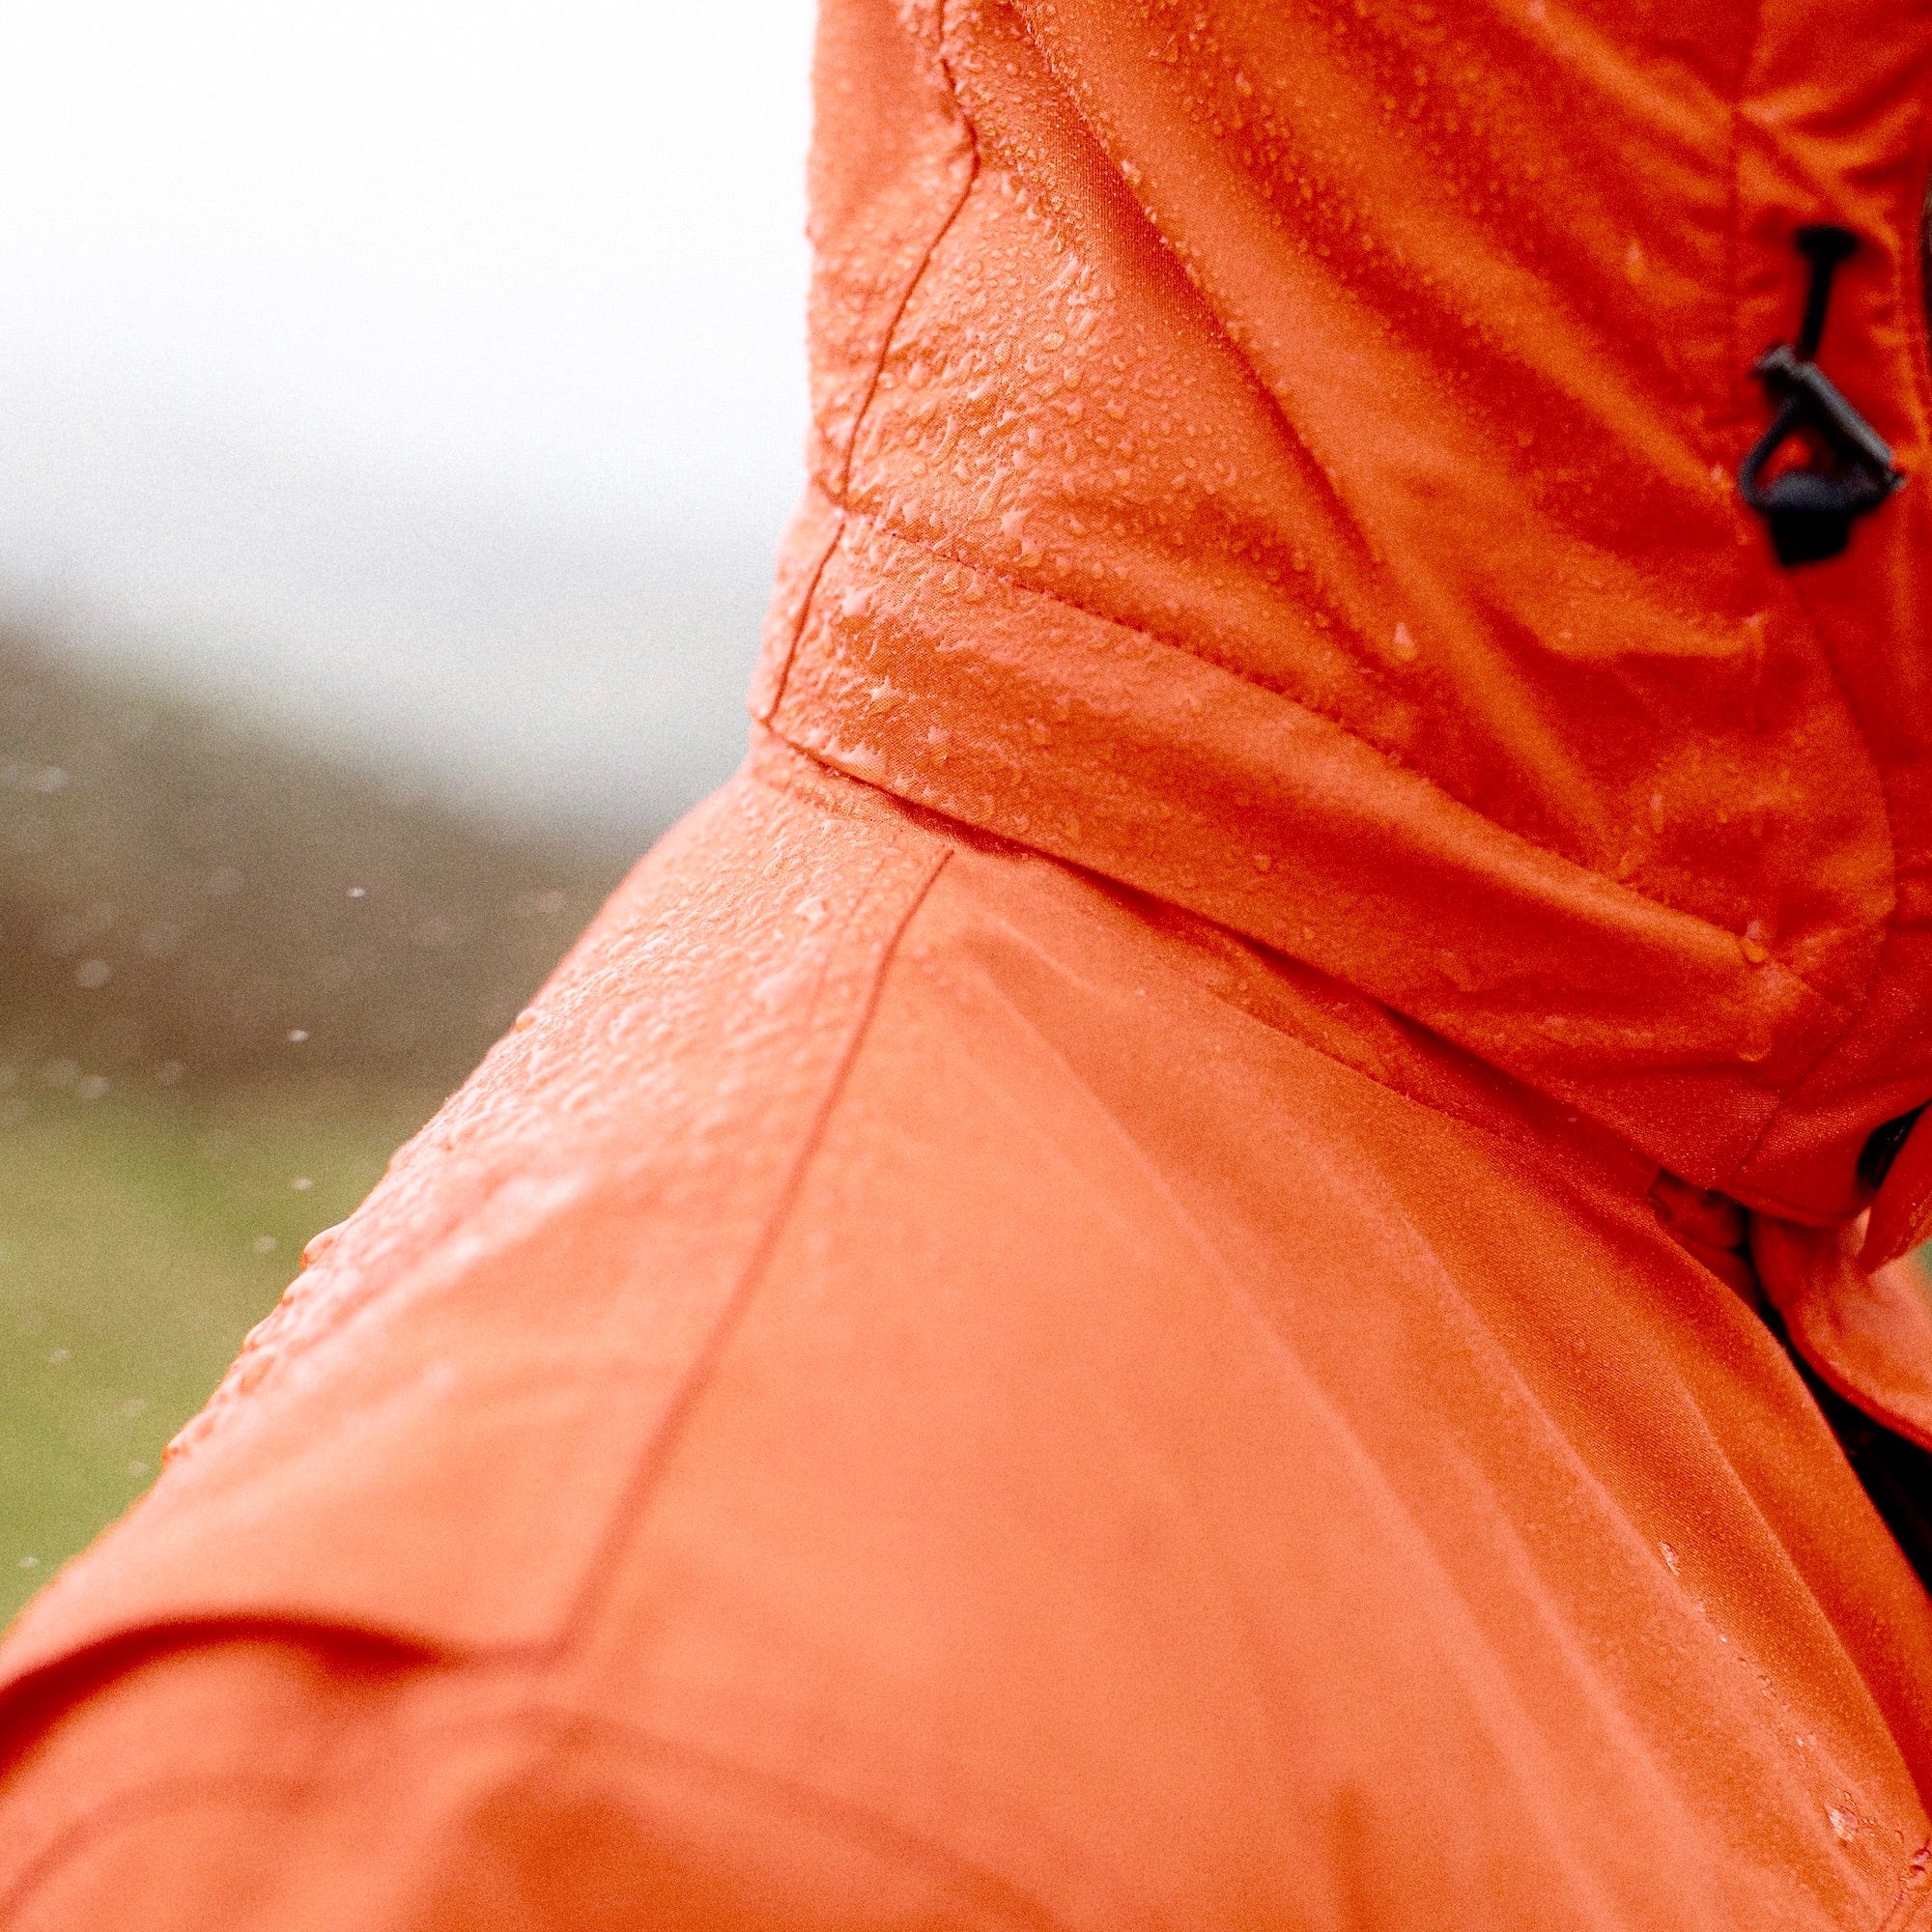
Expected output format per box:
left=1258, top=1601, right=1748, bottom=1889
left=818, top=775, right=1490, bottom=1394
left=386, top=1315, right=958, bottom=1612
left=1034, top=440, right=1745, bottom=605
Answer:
left=8, top=1, right=1932, bottom=1924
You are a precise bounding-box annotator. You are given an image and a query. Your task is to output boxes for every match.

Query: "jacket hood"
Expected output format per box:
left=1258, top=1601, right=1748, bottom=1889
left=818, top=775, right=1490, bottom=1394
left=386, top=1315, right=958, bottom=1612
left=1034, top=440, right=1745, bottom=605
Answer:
left=753, top=0, right=1932, bottom=1231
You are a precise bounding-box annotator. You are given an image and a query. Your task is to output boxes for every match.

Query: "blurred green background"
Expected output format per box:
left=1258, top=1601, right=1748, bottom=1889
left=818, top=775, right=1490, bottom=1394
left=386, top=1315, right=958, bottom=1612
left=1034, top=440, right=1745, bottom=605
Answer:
left=0, top=0, right=812, bottom=1630
left=0, top=632, right=626, bottom=1621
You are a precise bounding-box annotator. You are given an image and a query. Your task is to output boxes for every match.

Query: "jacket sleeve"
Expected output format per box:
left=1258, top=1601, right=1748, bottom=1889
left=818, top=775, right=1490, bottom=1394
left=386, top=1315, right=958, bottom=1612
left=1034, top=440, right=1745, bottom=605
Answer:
left=0, top=1634, right=1044, bottom=1932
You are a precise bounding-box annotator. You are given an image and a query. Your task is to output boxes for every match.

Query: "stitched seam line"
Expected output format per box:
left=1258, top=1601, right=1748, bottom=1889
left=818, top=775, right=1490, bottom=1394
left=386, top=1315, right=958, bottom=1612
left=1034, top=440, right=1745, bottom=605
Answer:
left=905, top=919, right=1652, bottom=1208
left=548, top=843, right=953, bottom=1659
left=0, top=1705, right=1065, bottom=1932
left=810, top=498, right=1860, bottom=1017
left=0, top=800, right=953, bottom=1714
left=765, top=0, right=981, bottom=721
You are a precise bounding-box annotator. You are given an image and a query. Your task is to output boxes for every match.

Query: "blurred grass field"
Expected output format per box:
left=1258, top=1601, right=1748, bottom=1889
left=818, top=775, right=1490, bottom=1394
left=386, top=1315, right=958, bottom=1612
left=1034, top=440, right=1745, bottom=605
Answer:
left=0, top=1079, right=439, bottom=1622
left=0, top=629, right=630, bottom=1629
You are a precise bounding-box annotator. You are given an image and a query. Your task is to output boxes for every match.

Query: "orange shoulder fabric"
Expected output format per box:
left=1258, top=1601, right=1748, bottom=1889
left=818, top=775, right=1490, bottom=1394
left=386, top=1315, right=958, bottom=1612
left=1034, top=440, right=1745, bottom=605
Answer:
left=10, top=0, right=1932, bottom=1923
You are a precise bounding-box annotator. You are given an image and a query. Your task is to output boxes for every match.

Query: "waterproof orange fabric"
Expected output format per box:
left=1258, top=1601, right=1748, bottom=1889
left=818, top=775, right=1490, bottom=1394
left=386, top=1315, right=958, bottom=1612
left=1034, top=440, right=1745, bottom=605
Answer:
left=8, top=0, right=1932, bottom=1923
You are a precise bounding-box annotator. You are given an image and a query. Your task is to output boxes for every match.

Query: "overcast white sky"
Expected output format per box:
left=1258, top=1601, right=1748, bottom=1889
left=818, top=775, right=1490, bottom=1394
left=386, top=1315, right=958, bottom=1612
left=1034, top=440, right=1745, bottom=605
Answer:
left=0, top=0, right=818, bottom=839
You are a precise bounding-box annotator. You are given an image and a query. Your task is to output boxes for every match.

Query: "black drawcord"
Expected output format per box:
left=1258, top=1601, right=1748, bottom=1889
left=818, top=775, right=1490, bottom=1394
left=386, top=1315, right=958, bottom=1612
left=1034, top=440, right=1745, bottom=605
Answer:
left=1793, top=223, right=1856, bottom=361
left=1738, top=225, right=1906, bottom=567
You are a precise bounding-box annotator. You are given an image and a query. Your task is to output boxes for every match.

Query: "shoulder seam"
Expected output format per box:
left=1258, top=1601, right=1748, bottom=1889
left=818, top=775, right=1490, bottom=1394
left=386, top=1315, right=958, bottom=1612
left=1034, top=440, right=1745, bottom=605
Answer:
left=551, top=842, right=954, bottom=1655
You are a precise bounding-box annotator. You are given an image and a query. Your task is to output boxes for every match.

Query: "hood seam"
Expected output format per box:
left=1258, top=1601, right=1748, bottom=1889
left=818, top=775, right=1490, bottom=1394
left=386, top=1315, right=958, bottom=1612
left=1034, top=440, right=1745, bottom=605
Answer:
left=764, top=0, right=982, bottom=724
left=811, top=491, right=1861, bottom=1027
left=907, top=933, right=1656, bottom=1211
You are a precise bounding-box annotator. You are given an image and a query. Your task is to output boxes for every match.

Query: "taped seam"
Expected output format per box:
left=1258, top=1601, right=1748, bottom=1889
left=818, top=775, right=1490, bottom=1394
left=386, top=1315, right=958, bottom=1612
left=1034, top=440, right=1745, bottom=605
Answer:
left=550, top=841, right=953, bottom=1659
left=764, top=1, right=982, bottom=722
left=805, top=502, right=1860, bottom=1020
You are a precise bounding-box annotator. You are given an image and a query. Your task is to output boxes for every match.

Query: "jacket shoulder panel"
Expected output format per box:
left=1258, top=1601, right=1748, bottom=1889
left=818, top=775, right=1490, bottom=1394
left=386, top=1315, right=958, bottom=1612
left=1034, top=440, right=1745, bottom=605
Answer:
left=554, top=842, right=1932, bottom=1930
left=0, top=760, right=949, bottom=1690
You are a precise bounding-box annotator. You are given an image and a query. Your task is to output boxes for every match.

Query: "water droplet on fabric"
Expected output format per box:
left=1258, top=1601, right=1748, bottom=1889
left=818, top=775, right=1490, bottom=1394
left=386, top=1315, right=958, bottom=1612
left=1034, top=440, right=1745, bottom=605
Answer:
left=301, top=1225, right=344, bottom=1268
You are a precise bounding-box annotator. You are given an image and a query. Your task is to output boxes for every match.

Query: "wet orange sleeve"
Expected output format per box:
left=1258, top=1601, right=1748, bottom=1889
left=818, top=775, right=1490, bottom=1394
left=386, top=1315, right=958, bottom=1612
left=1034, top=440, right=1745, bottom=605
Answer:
left=0, top=1637, right=1042, bottom=1932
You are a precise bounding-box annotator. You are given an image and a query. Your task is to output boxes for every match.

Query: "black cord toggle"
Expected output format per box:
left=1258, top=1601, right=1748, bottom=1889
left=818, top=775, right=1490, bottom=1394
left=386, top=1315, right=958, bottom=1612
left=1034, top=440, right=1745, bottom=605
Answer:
left=1738, top=225, right=1905, bottom=568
